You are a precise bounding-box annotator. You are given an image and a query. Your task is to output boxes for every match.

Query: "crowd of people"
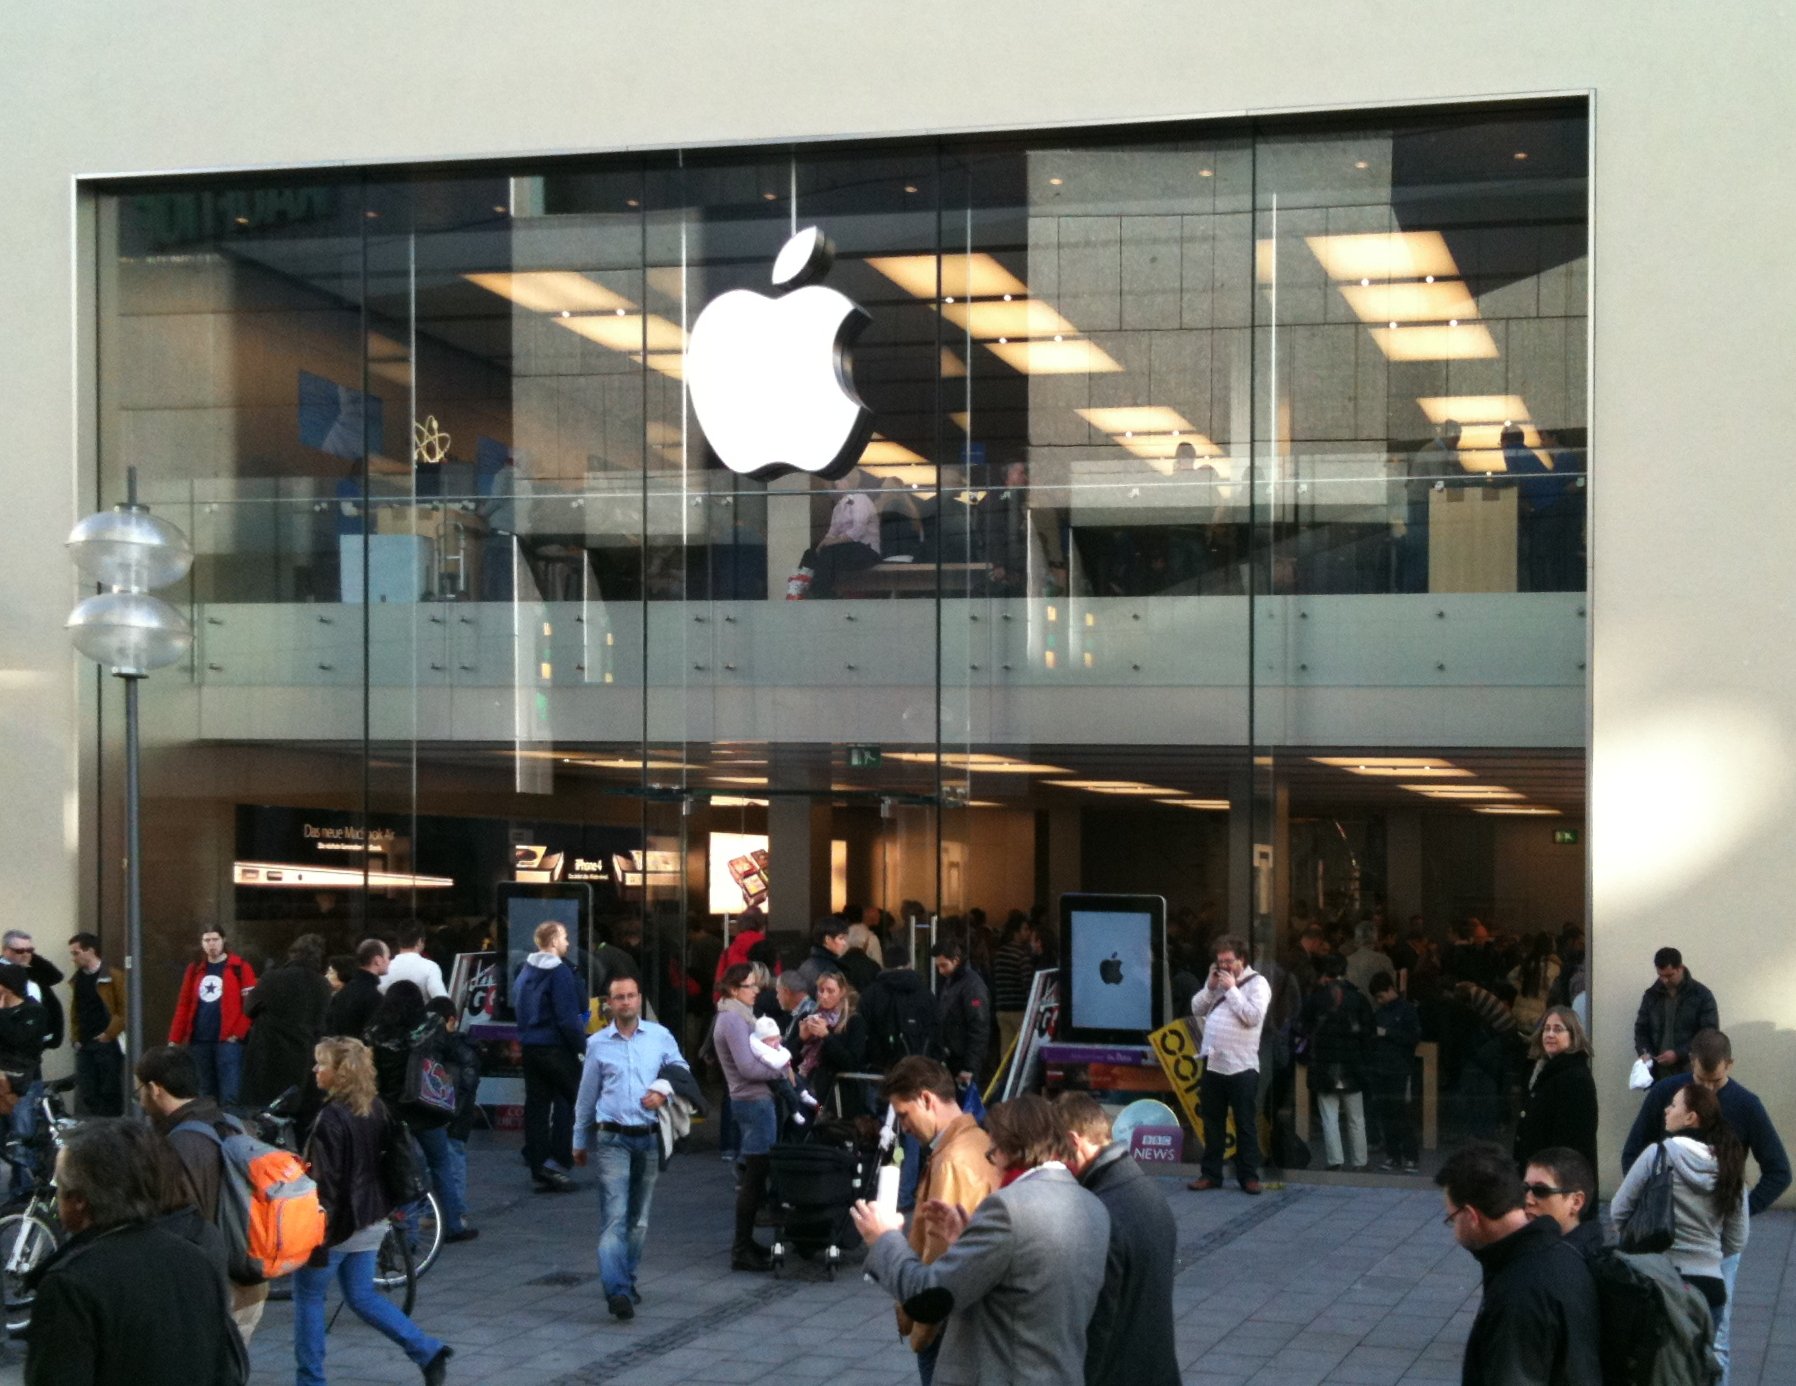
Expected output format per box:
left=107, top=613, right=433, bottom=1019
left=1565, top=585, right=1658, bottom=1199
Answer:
left=0, top=900, right=1787, bottom=1385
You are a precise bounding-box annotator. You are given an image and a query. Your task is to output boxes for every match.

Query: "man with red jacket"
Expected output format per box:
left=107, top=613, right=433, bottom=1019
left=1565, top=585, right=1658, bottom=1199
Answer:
left=168, top=928, right=257, bottom=1107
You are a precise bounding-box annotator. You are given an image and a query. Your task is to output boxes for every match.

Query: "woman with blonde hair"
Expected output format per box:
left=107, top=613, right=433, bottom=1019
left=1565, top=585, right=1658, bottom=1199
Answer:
left=295, top=1037, right=452, bottom=1386
left=1512, top=1005, right=1598, bottom=1174
left=796, top=968, right=870, bottom=1117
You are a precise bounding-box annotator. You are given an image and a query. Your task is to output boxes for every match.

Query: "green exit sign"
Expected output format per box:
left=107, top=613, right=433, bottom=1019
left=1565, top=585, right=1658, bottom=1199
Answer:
left=1553, top=828, right=1580, bottom=846
left=848, top=746, right=882, bottom=769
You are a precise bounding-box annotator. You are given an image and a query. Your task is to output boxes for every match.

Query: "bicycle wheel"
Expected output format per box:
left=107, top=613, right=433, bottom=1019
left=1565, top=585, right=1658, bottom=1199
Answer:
left=370, top=1224, right=416, bottom=1317
left=381, top=1192, right=442, bottom=1282
left=0, top=1212, right=59, bottom=1333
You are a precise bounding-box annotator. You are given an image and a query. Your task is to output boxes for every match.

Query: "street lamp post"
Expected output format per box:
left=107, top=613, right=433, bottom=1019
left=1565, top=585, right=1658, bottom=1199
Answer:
left=66, top=468, right=193, bottom=1079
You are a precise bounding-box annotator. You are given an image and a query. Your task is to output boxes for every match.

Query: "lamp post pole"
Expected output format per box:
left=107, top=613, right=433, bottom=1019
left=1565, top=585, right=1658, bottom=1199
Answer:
left=66, top=465, right=193, bottom=1087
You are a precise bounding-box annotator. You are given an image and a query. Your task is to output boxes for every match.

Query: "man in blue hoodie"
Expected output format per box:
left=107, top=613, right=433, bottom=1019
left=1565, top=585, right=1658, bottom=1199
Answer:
left=515, top=920, right=588, bottom=1193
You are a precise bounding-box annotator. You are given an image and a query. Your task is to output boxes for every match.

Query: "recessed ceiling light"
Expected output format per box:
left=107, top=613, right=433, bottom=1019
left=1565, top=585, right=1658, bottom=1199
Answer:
left=234, top=216, right=249, bottom=226
left=1354, top=160, right=1370, bottom=170
left=1199, top=168, right=1214, bottom=178
left=1001, top=294, right=1013, bottom=302
left=1048, top=177, right=1064, bottom=186
left=614, top=307, right=626, bottom=316
left=1388, top=320, right=1399, bottom=329
left=626, top=198, right=640, bottom=208
left=997, top=337, right=1008, bottom=344
left=944, top=296, right=955, bottom=304
left=1514, top=151, right=1529, bottom=160
left=1360, top=278, right=1371, bottom=287
left=904, top=184, right=919, bottom=194
left=492, top=204, right=506, bottom=214
left=1053, top=334, right=1063, bottom=342
left=364, top=210, right=380, bottom=219
left=1448, top=319, right=1459, bottom=327
left=762, top=191, right=777, bottom=201
left=559, top=310, right=570, bottom=318
left=1424, top=275, right=1435, bottom=284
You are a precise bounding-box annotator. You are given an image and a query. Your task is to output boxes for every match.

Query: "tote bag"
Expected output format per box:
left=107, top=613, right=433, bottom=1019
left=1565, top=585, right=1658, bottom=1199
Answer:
left=1617, top=1141, right=1676, bottom=1254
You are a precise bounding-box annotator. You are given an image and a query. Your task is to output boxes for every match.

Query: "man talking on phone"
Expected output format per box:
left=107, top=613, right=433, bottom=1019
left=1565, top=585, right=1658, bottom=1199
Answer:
left=1187, top=936, right=1271, bottom=1195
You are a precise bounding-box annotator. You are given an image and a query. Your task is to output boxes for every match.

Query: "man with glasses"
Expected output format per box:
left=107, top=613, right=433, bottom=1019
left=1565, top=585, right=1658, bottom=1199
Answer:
left=1435, top=1142, right=1601, bottom=1385
left=1522, top=1146, right=1603, bottom=1259
left=571, top=971, right=688, bottom=1321
left=2, top=930, right=65, bottom=1054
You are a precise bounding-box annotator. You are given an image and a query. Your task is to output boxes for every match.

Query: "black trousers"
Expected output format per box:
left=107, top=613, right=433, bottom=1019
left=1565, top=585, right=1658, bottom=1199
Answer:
left=799, top=541, right=879, bottom=598
left=1369, top=1072, right=1417, bottom=1162
left=1199, top=1065, right=1261, bottom=1184
left=521, top=1044, right=582, bottom=1174
left=75, top=1041, right=124, bottom=1117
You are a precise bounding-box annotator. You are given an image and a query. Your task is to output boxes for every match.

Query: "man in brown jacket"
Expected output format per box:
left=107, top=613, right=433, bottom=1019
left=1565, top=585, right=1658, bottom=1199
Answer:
left=879, top=1056, right=999, bottom=1386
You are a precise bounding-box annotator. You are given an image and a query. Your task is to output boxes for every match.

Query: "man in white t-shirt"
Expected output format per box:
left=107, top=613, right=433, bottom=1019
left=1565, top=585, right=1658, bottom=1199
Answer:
left=378, top=924, right=446, bottom=1000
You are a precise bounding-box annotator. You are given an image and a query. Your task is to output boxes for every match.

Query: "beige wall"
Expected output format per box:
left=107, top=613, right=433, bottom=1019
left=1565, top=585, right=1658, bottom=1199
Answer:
left=8, top=3, right=1796, bottom=1192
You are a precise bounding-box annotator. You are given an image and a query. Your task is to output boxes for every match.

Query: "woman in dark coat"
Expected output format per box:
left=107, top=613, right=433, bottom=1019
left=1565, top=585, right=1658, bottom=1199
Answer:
left=795, top=968, right=870, bottom=1118
left=1513, top=1004, right=1598, bottom=1173
left=239, top=934, right=332, bottom=1109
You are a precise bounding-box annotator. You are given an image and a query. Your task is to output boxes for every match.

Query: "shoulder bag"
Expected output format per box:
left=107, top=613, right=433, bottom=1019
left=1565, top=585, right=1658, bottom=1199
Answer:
left=1617, top=1140, right=1676, bottom=1254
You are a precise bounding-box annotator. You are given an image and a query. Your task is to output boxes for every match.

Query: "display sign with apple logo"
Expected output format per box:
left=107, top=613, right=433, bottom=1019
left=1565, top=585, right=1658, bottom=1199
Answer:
left=1058, top=892, right=1167, bottom=1043
left=687, top=226, right=876, bottom=482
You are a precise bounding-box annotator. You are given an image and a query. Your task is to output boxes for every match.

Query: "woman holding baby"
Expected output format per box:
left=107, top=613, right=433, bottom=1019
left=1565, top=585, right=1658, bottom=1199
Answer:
left=713, top=963, right=780, bottom=1271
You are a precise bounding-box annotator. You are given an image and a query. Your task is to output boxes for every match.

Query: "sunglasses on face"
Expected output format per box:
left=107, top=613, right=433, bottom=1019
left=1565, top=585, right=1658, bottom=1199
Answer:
left=1523, top=1183, right=1570, bottom=1200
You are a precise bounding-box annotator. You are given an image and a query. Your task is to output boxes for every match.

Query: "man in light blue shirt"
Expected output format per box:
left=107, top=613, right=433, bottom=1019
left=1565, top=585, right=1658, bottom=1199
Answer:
left=572, top=971, right=688, bottom=1321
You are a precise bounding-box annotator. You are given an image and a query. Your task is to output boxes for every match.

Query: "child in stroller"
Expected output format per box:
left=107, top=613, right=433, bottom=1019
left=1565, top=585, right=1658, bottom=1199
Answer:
left=745, top=1015, right=822, bottom=1129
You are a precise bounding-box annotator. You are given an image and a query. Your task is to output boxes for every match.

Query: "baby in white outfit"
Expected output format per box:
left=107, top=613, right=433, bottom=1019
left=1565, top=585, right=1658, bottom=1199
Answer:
left=748, top=1014, right=820, bottom=1124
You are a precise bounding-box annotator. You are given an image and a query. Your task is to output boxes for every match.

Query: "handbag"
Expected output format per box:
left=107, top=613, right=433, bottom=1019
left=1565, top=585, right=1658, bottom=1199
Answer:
left=399, top=1029, right=461, bottom=1127
left=1618, top=1141, right=1677, bottom=1254
left=376, top=1099, right=429, bottom=1207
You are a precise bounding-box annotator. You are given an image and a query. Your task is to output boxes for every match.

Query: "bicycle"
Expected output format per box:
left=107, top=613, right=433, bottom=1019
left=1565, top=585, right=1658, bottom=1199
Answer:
left=0, top=1076, right=79, bottom=1333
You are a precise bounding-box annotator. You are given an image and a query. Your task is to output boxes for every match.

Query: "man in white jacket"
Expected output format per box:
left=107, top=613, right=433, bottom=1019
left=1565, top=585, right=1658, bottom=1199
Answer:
left=1187, top=936, right=1271, bottom=1195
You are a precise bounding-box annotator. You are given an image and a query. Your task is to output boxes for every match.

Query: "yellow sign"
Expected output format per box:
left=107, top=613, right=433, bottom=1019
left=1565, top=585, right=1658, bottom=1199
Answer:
left=1148, top=1018, right=1233, bottom=1160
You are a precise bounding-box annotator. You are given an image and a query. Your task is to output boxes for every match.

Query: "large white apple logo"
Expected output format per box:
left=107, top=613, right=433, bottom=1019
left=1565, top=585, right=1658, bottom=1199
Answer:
left=687, top=226, right=875, bottom=481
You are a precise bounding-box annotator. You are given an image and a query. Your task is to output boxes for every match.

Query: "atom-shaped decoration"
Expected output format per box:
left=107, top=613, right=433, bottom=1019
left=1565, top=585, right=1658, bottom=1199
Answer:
left=413, top=415, right=451, bottom=465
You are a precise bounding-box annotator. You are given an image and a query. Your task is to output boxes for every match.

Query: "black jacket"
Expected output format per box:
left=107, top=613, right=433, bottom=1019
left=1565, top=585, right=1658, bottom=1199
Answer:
left=240, top=961, right=331, bottom=1109
left=1465, top=1216, right=1602, bottom=1386
left=325, top=970, right=383, bottom=1040
left=860, top=968, right=938, bottom=1071
left=839, top=947, right=882, bottom=994
left=1631, top=975, right=1719, bottom=1071
left=23, top=1220, right=246, bottom=1386
left=0, top=998, right=49, bottom=1085
left=1514, top=1050, right=1599, bottom=1173
left=24, top=955, right=64, bottom=1052
left=366, top=1013, right=453, bottom=1131
left=305, top=1098, right=395, bottom=1250
left=1080, top=1143, right=1179, bottom=1386
left=1300, top=979, right=1375, bottom=1093
left=931, top=963, right=990, bottom=1080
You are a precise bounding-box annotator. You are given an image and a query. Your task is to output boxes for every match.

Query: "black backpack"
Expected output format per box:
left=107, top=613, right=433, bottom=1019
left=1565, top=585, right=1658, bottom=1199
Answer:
left=866, top=978, right=936, bottom=1069
left=1587, top=1247, right=1721, bottom=1386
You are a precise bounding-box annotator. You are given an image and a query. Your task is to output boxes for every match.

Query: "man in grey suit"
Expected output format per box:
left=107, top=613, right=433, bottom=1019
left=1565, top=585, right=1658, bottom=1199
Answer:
left=852, top=1095, right=1110, bottom=1386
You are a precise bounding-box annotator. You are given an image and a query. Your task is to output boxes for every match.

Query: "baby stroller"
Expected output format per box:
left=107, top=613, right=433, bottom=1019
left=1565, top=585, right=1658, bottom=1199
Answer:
left=766, top=1117, right=880, bottom=1279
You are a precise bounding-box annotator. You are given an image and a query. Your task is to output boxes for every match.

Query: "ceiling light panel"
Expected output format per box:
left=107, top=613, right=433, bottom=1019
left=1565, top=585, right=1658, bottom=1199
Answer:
left=940, top=299, right=1078, bottom=340
left=1339, top=280, right=1479, bottom=323
left=1369, top=324, right=1500, bottom=361
left=865, top=253, right=1029, bottom=300
left=556, top=313, right=687, bottom=353
left=984, top=339, right=1123, bottom=374
left=1304, top=231, right=1459, bottom=282
left=1417, top=395, right=1531, bottom=425
left=466, top=271, right=635, bottom=315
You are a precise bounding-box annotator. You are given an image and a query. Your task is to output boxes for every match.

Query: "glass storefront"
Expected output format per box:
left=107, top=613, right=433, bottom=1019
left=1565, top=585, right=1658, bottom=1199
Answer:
left=93, top=100, right=1589, bottom=1171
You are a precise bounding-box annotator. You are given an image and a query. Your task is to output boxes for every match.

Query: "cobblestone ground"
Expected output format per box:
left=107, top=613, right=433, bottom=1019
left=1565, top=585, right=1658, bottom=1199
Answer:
left=1, top=1131, right=1790, bottom=1384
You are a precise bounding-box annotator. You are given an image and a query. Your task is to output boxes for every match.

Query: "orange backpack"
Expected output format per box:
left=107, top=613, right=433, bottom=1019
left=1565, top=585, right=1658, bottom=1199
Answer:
left=174, top=1115, right=329, bottom=1282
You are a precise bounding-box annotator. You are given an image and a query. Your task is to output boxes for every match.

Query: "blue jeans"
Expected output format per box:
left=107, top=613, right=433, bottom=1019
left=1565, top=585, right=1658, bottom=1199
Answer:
left=3, top=1081, right=41, bottom=1195
left=1715, top=1250, right=1740, bottom=1384
left=190, top=1041, right=244, bottom=1108
left=897, top=1130, right=921, bottom=1211
left=293, top=1247, right=444, bottom=1386
left=917, top=1333, right=940, bottom=1385
left=412, top=1125, right=467, bottom=1234
left=593, top=1130, right=660, bottom=1299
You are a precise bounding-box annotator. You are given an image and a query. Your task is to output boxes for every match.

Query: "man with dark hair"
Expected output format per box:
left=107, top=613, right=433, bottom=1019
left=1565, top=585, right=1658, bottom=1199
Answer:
left=1435, top=1142, right=1601, bottom=1385
left=0, top=962, right=49, bottom=1196
left=1523, top=1146, right=1602, bottom=1259
left=853, top=1094, right=1109, bottom=1386
left=24, top=1118, right=247, bottom=1385
left=325, top=938, right=388, bottom=1040
left=1620, top=1027, right=1789, bottom=1383
left=1633, top=947, right=1719, bottom=1079
left=879, top=1057, right=997, bottom=1384
left=380, top=923, right=446, bottom=1000
left=134, top=1044, right=271, bottom=1341
left=798, top=918, right=851, bottom=992
left=516, top=920, right=588, bottom=1194
left=929, top=936, right=990, bottom=1089
left=168, top=928, right=258, bottom=1107
left=1056, top=1093, right=1178, bottom=1386
left=67, top=932, right=126, bottom=1116
left=1188, top=936, right=1271, bottom=1194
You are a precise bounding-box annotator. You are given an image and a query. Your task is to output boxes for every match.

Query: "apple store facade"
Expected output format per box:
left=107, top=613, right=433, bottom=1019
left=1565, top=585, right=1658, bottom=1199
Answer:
left=80, top=101, right=1600, bottom=1171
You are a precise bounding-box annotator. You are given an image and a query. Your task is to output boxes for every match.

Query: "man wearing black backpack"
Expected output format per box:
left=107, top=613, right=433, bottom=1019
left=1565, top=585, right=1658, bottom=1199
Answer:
left=861, top=963, right=938, bottom=1073
left=135, top=1044, right=271, bottom=1343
